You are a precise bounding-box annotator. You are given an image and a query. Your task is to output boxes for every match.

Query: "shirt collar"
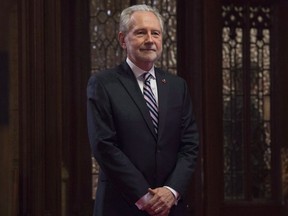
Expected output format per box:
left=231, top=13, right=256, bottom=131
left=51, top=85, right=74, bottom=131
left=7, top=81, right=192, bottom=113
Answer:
left=126, top=58, right=156, bottom=80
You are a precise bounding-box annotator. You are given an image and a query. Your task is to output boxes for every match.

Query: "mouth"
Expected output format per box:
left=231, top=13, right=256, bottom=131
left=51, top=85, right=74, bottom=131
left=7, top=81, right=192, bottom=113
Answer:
left=140, top=48, right=156, bottom=52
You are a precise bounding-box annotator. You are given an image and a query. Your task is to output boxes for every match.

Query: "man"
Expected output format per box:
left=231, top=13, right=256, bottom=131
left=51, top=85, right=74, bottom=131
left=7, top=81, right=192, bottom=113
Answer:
left=87, top=4, right=199, bottom=216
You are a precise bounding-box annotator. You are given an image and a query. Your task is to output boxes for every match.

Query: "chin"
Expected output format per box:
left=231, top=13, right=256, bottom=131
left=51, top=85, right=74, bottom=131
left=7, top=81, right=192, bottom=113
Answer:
left=142, top=55, right=158, bottom=62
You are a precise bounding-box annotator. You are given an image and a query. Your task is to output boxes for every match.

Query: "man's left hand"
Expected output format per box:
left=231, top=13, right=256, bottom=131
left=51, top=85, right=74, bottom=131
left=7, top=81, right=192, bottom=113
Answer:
left=142, top=187, right=176, bottom=216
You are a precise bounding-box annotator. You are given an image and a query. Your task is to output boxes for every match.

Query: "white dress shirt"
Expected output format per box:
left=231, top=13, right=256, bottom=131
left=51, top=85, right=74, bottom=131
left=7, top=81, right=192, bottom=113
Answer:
left=126, top=58, right=158, bottom=105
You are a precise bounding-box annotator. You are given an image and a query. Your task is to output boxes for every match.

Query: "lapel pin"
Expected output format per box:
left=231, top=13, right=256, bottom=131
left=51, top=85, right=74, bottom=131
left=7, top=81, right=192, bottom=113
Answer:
left=161, top=79, right=166, bottom=84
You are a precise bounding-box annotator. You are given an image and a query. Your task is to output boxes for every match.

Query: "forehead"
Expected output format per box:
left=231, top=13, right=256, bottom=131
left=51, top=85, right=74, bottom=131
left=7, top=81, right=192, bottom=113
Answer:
left=129, top=11, right=161, bottom=30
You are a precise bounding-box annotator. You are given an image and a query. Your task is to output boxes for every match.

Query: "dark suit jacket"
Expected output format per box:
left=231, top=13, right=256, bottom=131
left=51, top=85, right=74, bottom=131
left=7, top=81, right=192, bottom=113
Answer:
left=87, top=62, right=199, bottom=216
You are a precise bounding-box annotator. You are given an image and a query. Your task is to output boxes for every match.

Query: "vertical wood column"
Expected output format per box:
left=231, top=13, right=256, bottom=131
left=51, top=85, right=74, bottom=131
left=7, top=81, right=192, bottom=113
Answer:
left=19, top=0, right=62, bottom=215
left=19, top=0, right=45, bottom=214
left=202, top=0, right=223, bottom=215
left=275, top=2, right=288, bottom=214
left=177, top=0, right=222, bottom=216
left=61, top=0, right=92, bottom=214
left=177, top=1, right=204, bottom=215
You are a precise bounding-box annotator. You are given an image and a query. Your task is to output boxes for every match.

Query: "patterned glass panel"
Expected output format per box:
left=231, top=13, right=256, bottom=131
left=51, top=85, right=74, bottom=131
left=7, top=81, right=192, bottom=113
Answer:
left=90, top=0, right=130, bottom=73
left=90, top=0, right=177, bottom=199
left=222, top=5, right=245, bottom=200
left=249, top=6, right=272, bottom=199
left=222, top=3, right=272, bottom=200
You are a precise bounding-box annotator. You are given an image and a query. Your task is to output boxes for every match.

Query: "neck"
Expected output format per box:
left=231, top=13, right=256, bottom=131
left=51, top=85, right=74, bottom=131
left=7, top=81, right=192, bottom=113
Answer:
left=127, top=58, right=154, bottom=72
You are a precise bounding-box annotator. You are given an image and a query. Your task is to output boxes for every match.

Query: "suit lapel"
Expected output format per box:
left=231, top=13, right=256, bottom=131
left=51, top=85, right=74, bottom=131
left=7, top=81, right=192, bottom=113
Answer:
left=117, top=62, right=157, bottom=139
left=155, top=69, right=169, bottom=139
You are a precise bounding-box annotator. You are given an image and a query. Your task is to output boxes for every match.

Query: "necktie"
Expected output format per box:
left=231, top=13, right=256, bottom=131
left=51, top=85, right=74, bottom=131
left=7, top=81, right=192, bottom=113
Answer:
left=143, top=73, right=158, bottom=134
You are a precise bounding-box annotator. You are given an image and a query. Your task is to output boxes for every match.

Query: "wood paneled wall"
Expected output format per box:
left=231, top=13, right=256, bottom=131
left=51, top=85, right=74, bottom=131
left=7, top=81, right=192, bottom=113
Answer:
left=18, top=0, right=92, bottom=215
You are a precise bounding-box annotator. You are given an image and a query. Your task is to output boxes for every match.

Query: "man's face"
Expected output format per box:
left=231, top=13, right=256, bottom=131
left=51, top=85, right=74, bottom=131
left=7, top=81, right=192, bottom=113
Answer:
left=119, top=11, right=163, bottom=70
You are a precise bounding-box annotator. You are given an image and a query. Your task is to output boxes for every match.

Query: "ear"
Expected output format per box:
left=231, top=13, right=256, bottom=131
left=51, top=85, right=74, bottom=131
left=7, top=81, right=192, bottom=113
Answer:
left=118, top=32, right=126, bottom=49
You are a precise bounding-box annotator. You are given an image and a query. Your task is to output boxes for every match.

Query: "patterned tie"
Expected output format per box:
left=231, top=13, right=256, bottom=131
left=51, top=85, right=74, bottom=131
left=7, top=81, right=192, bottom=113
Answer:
left=143, top=73, right=158, bottom=134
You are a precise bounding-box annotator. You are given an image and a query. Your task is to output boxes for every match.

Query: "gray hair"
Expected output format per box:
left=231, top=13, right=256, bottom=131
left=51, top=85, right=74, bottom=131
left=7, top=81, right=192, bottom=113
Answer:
left=119, top=4, right=164, bottom=34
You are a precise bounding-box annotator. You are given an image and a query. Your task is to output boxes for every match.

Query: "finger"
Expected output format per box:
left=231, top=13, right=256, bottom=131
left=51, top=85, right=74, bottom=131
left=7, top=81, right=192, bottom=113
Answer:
left=154, top=208, right=170, bottom=216
left=148, top=188, right=156, bottom=194
left=146, top=187, right=174, bottom=214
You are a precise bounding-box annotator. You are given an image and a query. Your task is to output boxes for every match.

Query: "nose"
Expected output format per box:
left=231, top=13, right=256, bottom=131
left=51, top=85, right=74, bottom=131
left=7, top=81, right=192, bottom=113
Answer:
left=145, top=32, right=153, bottom=43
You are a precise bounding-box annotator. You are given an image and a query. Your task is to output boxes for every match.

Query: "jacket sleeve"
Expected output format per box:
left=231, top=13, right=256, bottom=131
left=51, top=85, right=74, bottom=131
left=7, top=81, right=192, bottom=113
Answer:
left=164, top=80, right=199, bottom=198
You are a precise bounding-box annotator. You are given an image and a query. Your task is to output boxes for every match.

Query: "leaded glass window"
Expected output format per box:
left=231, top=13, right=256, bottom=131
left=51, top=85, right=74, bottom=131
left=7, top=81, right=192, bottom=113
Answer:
left=89, top=0, right=177, bottom=199
left=222, top=3, right=272, bottom=200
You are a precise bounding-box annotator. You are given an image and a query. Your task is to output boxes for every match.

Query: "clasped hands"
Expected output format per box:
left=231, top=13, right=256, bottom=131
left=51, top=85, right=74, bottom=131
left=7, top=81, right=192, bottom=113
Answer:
left=142, top=187, right=176, bottom=216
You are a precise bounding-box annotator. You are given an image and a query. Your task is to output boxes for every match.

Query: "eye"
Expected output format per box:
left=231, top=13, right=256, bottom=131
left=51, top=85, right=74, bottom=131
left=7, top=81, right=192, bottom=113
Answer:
left=136, top=30, right=145, bottom=35
left=152, top=31, right=161, bottom=37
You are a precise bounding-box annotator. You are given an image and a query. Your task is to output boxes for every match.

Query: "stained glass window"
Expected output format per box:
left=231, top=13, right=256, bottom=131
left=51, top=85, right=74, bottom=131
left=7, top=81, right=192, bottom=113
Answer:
left=222, top=3, right=272, bottom=200
left=89, top=0, right=177, bottom=199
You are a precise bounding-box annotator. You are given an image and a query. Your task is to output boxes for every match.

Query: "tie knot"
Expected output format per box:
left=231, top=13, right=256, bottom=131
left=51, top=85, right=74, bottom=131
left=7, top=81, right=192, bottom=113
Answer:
left=144, top=73, right=152, bottom=82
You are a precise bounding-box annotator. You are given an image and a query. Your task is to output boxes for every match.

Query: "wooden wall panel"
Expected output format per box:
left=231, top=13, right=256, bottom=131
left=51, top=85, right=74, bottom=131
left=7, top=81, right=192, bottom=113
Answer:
left=18, top=0, right=91, bottom=215
left=19, top=0, right=60, bottom=214
left=0, top=1, right=19, bottom=215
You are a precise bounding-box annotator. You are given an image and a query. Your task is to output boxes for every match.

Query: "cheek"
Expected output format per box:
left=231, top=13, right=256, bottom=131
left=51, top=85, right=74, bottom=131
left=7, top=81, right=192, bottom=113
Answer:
left=156, top=43, right=163, bottom=52
left=156, top=39, right=163, bottom=48
left=127, top=41, right=141, bottom=51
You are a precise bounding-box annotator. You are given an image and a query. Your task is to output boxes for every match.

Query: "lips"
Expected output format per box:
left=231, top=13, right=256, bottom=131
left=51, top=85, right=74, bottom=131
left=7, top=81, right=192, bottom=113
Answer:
left=140, top=48, right=156, bottom=52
